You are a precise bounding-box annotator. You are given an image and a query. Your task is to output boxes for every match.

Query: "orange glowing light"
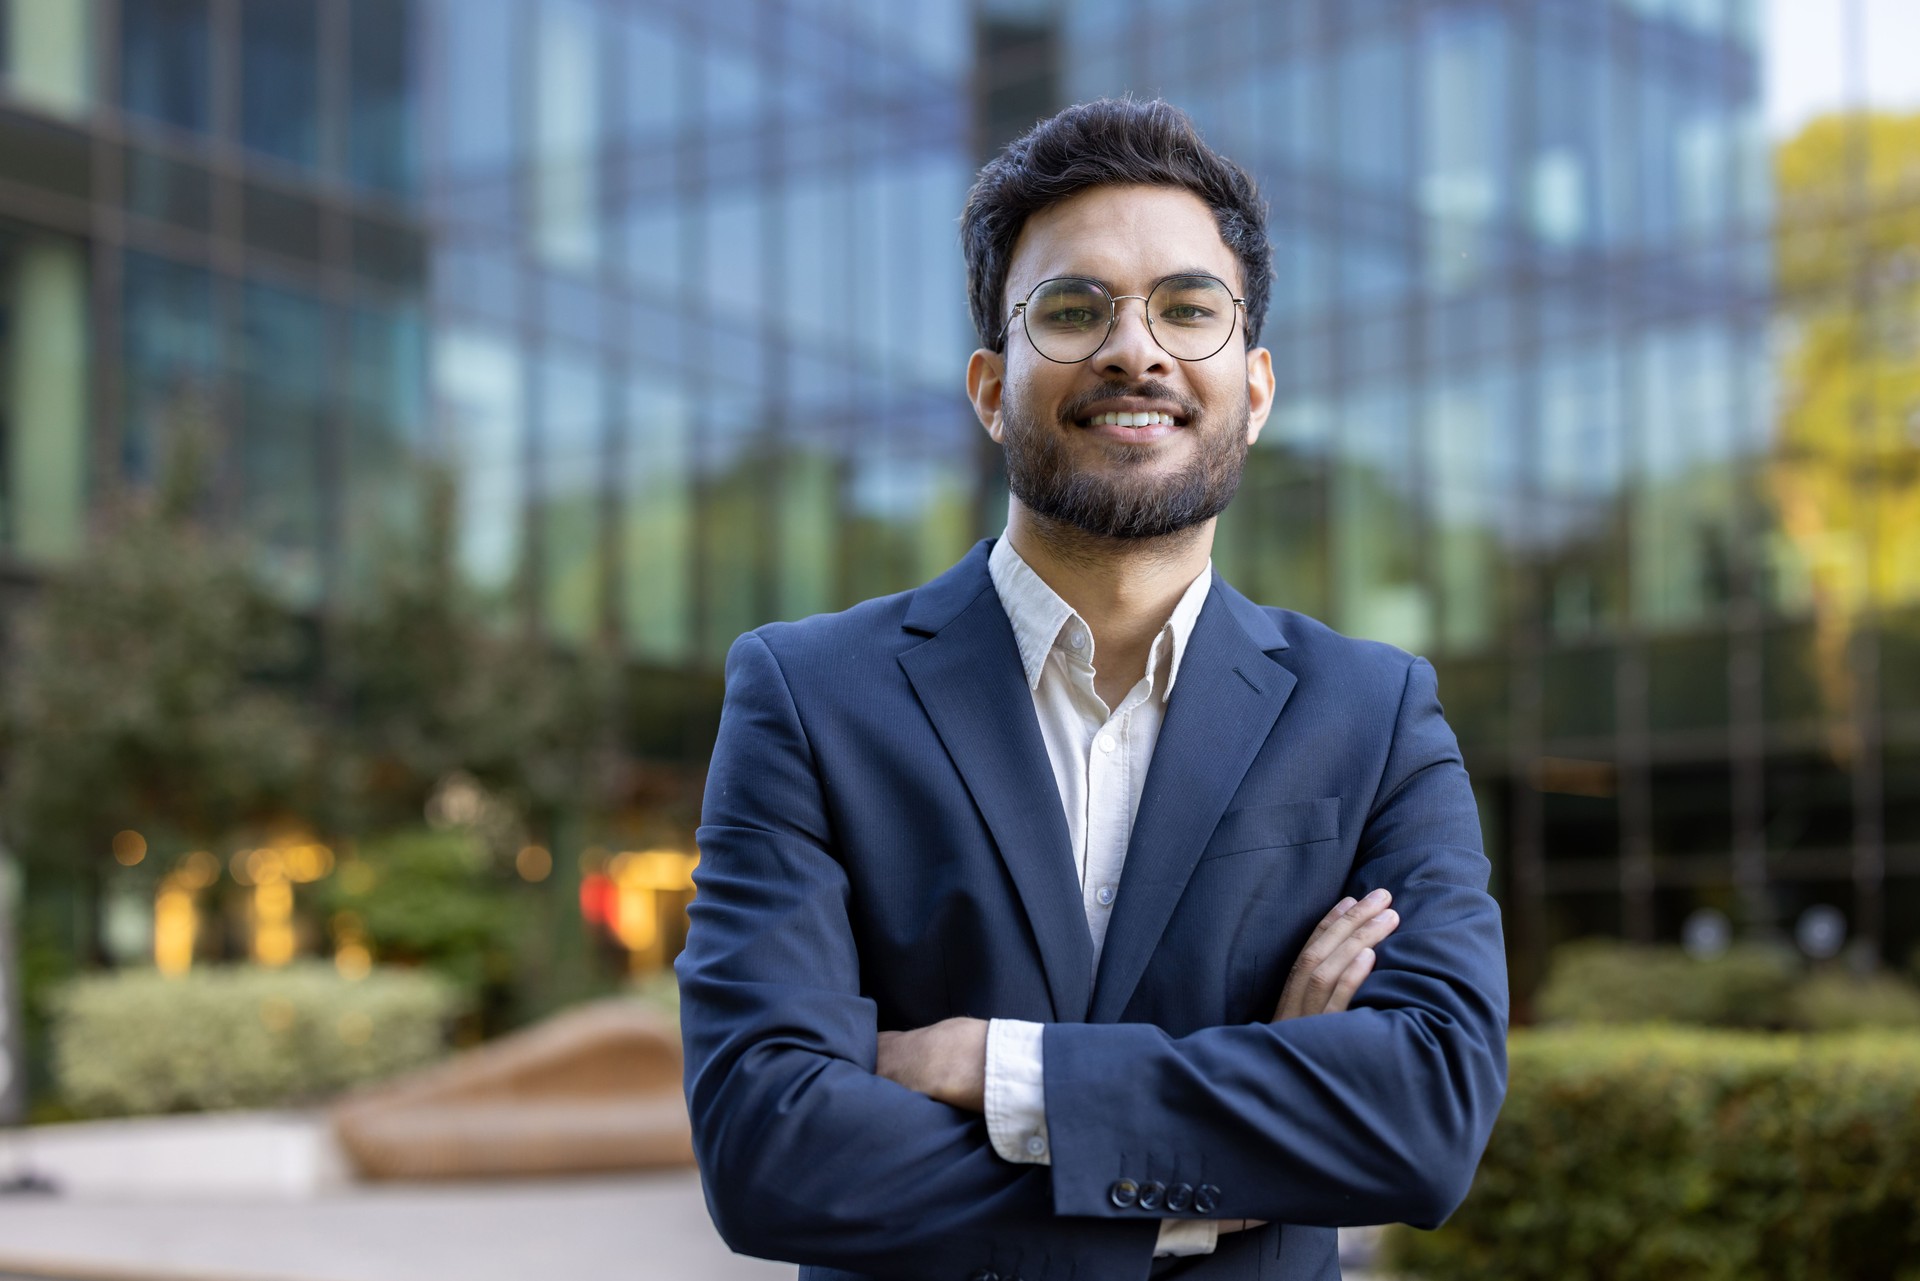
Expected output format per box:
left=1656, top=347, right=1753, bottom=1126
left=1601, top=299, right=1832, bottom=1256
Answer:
left=112, top=830, right=147, bottom=866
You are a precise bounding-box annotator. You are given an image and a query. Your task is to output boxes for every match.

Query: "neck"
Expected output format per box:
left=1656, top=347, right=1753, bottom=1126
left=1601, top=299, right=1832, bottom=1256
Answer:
left=1003, top=499, right=1212, bottom=660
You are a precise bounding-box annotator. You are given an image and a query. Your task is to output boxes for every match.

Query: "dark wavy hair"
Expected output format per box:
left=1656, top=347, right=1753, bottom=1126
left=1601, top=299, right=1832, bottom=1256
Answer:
left=961, top=97, right=1273, bottom=353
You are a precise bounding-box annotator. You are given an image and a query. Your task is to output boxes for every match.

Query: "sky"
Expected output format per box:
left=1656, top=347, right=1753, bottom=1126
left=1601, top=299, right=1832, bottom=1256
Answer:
left=1765, top=0, right=1920, bottom=138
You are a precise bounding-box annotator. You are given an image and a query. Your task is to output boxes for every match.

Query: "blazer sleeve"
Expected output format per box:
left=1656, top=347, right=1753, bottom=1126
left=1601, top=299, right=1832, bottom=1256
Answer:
left=1039, top=656, right=1510, bottom=1229
left=676, top=631, right=1163, bottom=1280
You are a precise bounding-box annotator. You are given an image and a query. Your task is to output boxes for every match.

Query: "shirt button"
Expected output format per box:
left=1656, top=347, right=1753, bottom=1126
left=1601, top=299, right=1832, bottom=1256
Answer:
left=1068, top=629, right=1086, bottom=649
left=1096, top=733, right=1116, bottom=753
left=1096, top=884, right=1115, bottom=906
left=1024, top=1134, right=1047, bottom=1158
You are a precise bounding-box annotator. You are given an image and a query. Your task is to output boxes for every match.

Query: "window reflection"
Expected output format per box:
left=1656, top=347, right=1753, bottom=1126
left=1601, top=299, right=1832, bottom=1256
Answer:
left=120, top=0, right=211, bottom=132
left=121, top=251, right=216, bottom=486
left=0, top=228, right=87, bottom=562
left=538, top=348, right=604, bottom=643
left=241, top=0, right=320, bottom=167
left=532, top=0, right=602, bottom=272
left=239, top=283, right=326, bottom=605
left=433, top=327, right=525, bottom=603
left=345, top=302, right=428, bottom=601
left=350, top=0, right=420, bottom=197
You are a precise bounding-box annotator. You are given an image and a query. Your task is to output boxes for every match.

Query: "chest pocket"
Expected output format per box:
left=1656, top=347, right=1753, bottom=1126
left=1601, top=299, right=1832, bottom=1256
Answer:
left=1200, top=796, right=1341, bottom=861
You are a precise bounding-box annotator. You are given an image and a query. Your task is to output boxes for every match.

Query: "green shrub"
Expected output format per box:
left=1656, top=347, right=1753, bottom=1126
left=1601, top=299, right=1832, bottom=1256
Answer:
left=1538, top=939, right=1920, bottom=1033
left=1383, top=1027, right=1920, bottom=1281
left=51, top=962, right=462, bottom=1117
left=1787, top=967, right=1920, bottom=1031
left=1537, top=939, right=1801, bottom=1028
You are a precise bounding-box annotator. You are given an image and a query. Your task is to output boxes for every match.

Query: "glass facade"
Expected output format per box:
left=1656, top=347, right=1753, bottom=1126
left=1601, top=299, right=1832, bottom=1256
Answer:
left=0, top=0, right=1916, bottom=1000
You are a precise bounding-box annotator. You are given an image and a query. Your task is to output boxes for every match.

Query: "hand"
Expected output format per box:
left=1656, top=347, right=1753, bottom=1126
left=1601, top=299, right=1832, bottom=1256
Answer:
left=1271, top=890, right=1400, bottom=1021
left=875, top=1016, right=988, bottom=1112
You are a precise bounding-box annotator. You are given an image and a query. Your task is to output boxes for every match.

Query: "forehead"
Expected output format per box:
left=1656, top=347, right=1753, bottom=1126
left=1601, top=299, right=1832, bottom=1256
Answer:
left=1005, top=184, right=1240, bottom=299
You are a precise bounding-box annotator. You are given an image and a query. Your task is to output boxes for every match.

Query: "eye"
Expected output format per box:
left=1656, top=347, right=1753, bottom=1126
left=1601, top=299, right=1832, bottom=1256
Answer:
left=1042, top=307, right=1101, bottom=327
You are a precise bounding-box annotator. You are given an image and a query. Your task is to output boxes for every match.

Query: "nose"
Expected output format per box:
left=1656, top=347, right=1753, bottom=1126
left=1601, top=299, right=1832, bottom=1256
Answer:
left=1090, top=294, right=1172, bottom=380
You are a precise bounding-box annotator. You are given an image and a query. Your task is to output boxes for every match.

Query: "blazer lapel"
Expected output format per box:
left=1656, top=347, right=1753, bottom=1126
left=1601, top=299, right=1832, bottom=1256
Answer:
left=898, top=542, right=1094, bottom=1023
left=1089, top=576, right=1297, bottom=1023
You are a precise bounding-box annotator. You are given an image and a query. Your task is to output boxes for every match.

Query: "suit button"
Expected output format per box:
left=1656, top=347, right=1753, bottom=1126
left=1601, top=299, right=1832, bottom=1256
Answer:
left=1137, top=1179, right=1166, bottom=1210
left=1166, top=1181, right=1194, bottom=1212
left=1193, top=1183, right=1221, bottom=1213
left=1108, top=1178, right=1139, bottom=1209
left=968, top=1271, right=998, bottom=1281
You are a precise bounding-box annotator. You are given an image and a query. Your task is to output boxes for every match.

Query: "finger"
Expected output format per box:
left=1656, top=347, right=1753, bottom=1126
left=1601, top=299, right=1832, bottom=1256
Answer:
left=1306, top=909, right=1397, bottom=1001
left=1296, top=894, right=1393, bottom=981
left=1321, top=948, right=1376, bottom=1014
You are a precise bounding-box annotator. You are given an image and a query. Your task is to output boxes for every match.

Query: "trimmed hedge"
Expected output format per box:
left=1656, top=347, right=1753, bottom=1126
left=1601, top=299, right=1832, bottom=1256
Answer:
left=1536, top=940, right=1800, bottom=1028
left=52, top=962, right=462, bottom=1117
left=1383, top=1027, right=1920, bottom=1281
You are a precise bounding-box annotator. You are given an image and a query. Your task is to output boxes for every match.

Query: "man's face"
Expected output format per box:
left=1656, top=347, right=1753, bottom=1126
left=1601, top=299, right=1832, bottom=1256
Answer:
left=967, top=183, right=1275, bottom=541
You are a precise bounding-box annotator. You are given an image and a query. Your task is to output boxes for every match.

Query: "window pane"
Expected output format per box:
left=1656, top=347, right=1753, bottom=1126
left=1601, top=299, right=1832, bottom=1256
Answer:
left=121, top=250, right=216, bottom=486
left=532, top=0, right=602, bottom=272
left=350, top=0, right=419, bottom=196
left=438, top=0, right=517, bottom=233
left=120, top=0, right=211, bottom=132
left=239, top=282, right=327, bottom=604
left=242, top=0, right=320, bottom=167
left=345, top=301, right=428, bottom=601
left=538, top=347, right=603, bottom=643
left=434, top=326, right=524, bottom=602
left=0, top=229, right=88, bottom=562
left=3, top=0, right=91, bottom=117
left=621, top=368, right=691, bottom=663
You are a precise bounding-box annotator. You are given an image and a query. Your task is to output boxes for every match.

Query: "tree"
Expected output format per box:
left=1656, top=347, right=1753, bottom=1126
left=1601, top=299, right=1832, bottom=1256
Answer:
left=1770, top=110, right=1920, bottom=741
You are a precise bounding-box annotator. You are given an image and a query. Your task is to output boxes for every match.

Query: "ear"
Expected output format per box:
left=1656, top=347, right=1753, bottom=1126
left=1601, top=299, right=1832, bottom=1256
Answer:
left=1243, top=344, right=1275, bottom=447
left=967, top=348, right=1008, bottom=444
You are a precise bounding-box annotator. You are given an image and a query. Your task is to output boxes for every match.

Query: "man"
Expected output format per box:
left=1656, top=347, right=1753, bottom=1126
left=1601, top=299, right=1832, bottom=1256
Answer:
left=677, top=99, right=1508, bottom=1281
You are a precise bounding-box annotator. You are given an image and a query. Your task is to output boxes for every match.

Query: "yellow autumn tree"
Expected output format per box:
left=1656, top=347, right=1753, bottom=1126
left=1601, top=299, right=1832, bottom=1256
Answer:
left=1770, top=111, right=1920, bottom=741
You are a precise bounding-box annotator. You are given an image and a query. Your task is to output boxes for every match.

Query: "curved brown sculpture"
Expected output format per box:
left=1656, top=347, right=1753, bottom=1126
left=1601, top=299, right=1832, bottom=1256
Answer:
left=331, top=998, right=693, bottom=1180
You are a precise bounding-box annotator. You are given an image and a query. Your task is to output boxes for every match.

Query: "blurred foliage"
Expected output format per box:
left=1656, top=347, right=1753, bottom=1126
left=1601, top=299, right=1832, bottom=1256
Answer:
left=0, top=426, right=644, bottom=1080
left=50, top=962, right=461, bottom=1117
left=0, top=419, right=315, bottom=873
left=329, top=472, right=624, bottom=840
left=1538, top=938, right=1920, bottom=1032
left=1537, top=939, right=1800, bottom=1028
left=314, top=825, right=528, bottom=1038
left=1787, top=966, right=1920, bottom=1032
left=1383, top=1027, right=1920, bottom=1281
left=1771, top=111, right=1920, bottom=736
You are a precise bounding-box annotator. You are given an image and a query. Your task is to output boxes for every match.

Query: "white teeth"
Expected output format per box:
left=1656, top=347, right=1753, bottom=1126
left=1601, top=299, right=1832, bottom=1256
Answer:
left=1087, top=411, right=1175, bottom=427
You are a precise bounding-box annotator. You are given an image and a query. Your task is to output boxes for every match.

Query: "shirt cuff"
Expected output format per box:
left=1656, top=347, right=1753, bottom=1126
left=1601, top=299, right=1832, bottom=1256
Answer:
left=1153, top=1218, right=1221, bottom=1257
left=984, top=1018, right=1049, bottom=1164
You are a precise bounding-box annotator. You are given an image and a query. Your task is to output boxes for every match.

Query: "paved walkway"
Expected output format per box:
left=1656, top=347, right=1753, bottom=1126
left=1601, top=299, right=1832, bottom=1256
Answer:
left=0, top=1170, right=1400, bottom=1281
left=0, top=1169, right=786, bottom=1281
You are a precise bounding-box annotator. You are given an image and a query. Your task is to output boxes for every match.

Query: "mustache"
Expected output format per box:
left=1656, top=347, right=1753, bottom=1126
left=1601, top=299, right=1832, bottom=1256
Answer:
left=1056, top=380, right=1202, bottom=425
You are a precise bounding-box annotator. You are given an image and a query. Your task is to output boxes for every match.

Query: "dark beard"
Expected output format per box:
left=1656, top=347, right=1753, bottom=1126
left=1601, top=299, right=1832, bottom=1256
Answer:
left=999, top=379, right=1250, bottom=540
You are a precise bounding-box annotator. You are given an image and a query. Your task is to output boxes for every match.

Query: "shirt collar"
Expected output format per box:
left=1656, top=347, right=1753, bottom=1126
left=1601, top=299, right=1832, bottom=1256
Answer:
left=988, top=532, right=1214, bottom=701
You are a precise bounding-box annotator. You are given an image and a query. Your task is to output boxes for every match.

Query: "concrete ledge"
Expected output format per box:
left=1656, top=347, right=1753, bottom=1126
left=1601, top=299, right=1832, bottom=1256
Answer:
left=0, top=1110, right=354, bottom=1201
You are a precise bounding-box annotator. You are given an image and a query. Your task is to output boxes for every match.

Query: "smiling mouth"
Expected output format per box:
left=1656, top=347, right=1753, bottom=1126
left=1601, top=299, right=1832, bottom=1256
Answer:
left=1074, top=410, right=1187, bottom=428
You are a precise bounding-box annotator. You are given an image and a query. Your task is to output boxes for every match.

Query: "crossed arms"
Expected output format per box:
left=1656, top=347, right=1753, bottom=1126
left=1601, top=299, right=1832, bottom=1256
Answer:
left=677, top=630, right=1510, bottom=1279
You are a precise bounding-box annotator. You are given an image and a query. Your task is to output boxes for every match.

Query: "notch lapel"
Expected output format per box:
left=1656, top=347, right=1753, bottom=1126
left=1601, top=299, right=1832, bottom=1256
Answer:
left=1089, top=579, right=1297, bottom=1023
left=898, top=555, right=1093, bottom=1023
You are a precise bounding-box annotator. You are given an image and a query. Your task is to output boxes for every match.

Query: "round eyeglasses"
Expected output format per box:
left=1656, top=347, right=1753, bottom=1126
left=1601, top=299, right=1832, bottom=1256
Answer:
left=999, top=274, right=1246, bottom=364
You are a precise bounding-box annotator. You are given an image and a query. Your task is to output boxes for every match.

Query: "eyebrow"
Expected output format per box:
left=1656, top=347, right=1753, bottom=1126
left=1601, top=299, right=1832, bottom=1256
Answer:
left=1032, top=267, right=1232, bottom=293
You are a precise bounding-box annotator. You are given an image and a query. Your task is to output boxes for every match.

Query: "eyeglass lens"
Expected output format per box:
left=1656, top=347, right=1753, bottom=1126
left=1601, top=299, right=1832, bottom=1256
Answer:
left=1022, top=275, right=1238, bottom=363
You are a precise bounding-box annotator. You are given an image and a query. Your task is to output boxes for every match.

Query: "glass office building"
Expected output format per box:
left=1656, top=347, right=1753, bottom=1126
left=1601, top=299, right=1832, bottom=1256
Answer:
left=1, top=0, right=1915, bottom=999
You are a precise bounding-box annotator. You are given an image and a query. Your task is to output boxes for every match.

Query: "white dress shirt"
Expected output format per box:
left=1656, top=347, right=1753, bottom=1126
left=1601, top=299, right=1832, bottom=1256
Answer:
left=980, top=533, right=1225, bottom=1258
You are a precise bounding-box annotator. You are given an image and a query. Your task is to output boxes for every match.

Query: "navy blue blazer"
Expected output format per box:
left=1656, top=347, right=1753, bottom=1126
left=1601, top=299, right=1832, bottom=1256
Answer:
left=677, top=538, right=1509, bottom=1281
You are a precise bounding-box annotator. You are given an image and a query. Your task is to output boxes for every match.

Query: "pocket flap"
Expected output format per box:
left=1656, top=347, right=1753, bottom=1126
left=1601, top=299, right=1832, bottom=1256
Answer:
left=1203, top=796, right=1341, bottom=859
